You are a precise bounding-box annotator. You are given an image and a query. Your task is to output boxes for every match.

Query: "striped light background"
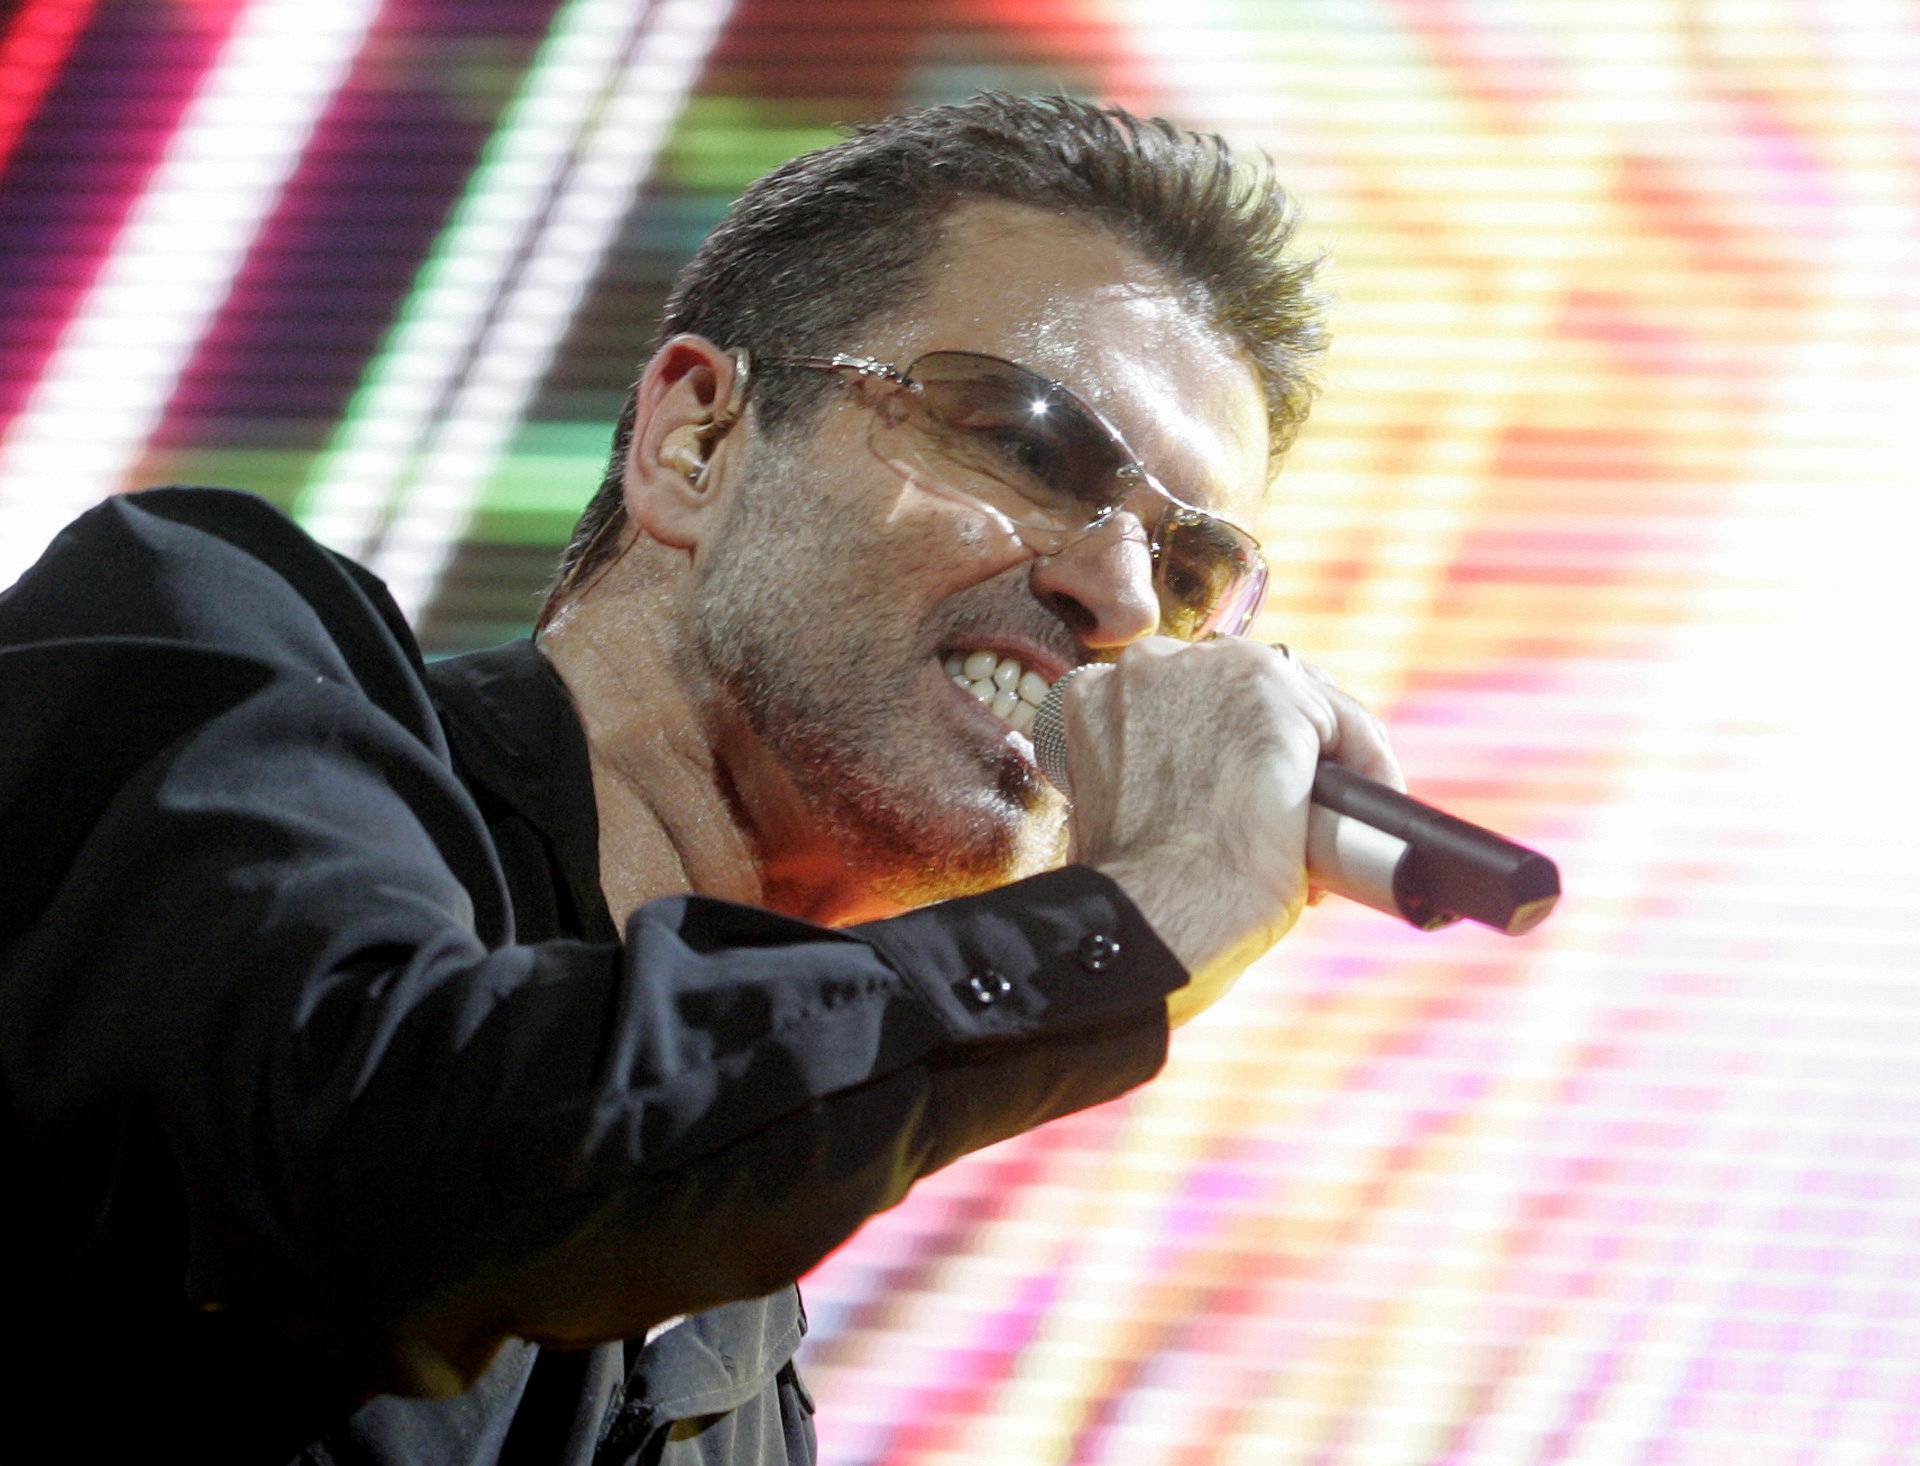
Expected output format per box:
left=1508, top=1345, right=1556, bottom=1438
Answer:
left=2, top=2, right=1914, bottom=1462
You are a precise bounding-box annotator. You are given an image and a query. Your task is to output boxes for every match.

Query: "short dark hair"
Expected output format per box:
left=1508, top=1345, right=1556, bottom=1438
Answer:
left=546, top=93, right=1327, bottom=605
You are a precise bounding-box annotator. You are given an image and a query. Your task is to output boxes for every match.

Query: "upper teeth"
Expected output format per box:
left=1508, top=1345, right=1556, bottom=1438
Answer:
left=944, top=648, right=1051, bottom=733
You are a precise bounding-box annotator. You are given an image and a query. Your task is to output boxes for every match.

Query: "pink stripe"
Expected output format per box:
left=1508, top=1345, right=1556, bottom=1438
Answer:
left=0, top=0, right=249, bottom=437
left=0, top=0, right=98, bottom=180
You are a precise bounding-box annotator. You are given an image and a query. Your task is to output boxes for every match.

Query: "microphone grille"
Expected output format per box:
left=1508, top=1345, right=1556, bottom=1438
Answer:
left=1031, top=670, right=1083, bottom=799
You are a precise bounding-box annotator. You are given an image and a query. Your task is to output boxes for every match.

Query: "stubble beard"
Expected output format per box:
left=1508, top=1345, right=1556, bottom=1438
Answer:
left=689, top=445, right=1063, bottom=908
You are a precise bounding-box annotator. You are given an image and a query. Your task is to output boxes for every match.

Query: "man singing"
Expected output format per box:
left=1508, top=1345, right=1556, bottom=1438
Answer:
left=0, top=94, right=1400, bottom=1462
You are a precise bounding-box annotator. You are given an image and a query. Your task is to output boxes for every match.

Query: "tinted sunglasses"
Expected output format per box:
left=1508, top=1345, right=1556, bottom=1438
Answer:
left=750, top=349, right=1270, bottom=641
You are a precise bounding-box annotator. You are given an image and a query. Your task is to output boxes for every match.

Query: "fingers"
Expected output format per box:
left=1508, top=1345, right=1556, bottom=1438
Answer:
left=1066, top=634, right=1402, bottom=1021
left=1073, top=637, right=1401, bottom=795
left=1316, top=681, right=1404, bottom=792
left=1286, top=652, right=1405, bottom=794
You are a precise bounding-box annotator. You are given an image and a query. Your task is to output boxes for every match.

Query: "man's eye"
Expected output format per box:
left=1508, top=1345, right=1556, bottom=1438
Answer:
left=1162, top=561, right=1205, bottom=604
left=975, top=425, right=1060, bottom=481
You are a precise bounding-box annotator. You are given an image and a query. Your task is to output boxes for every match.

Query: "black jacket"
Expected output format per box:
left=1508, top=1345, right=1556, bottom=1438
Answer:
left=0, top=488, right=1185, bottom=1461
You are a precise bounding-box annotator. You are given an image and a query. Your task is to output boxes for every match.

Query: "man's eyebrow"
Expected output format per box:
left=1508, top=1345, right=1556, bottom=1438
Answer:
left=1139, top=435, right=1245, bottom=515
left=1130, top=402, right=1263, bottom=517
left=1062, top=358, right=1256, bottom=513
left=1173, top=468, right=1233, bottom=511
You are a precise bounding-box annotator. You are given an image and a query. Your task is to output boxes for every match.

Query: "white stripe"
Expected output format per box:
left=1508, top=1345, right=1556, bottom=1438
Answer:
left=295, top=0, right=653, bottom=560
left=368, top=0, right=737, bottom=623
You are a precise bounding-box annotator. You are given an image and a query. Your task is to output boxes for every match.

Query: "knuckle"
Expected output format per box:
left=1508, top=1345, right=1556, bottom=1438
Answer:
left=1124, top=635, right=1182, bottom=662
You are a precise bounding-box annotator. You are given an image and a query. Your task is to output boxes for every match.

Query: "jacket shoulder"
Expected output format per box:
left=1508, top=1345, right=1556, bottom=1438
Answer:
left=0, top=486, right=431, bottom=707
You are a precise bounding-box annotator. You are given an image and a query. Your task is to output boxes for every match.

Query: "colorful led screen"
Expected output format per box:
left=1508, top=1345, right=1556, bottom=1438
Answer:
left=2, top=2, right=1915, bottom=1461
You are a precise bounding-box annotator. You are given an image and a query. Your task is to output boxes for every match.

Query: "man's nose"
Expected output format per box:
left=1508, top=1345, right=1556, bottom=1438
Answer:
left=1026, top=511, right=1161, bottom=648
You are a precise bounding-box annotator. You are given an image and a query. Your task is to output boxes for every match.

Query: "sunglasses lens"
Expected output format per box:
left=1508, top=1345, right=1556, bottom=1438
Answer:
left=876, top=353, right=1127, bottom=531
left=1155, top=509, right=1268, bottom=640
left=864, top=351, right=1268, bottom=641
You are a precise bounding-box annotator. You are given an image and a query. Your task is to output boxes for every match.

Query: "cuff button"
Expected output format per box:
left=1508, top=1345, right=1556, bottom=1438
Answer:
left=1077, top=933, right=1122, bottom=972
left=963, top=970, right=1014, bottom=1007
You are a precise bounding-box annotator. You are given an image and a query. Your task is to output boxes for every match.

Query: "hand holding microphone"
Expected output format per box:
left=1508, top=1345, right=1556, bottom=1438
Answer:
left=1036, top=640, right=1557, bottom=1024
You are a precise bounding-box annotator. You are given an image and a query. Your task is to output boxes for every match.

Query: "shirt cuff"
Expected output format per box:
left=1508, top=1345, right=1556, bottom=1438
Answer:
left=852, top=864, right=1189, bottom=1042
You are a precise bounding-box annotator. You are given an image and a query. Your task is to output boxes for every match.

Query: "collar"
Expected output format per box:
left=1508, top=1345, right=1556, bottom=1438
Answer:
left=424, top=638, right=619, bottom=945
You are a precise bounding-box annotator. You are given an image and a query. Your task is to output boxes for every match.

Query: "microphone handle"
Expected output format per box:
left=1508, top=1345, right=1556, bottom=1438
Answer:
left=1031, top=683, right=1560, bottom=936
left=1307, top=765, right=1559, bottom=935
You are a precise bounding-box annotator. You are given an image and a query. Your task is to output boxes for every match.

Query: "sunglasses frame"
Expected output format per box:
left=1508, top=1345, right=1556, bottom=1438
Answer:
left=753, top=348, right=1270, bottom=640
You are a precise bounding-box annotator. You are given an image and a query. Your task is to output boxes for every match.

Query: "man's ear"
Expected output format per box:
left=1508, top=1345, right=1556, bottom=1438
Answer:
left=622, top=335, right=747, bottom=550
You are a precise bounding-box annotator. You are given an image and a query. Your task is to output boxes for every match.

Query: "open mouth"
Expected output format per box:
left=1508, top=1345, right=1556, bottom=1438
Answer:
left=943, top=647, right=1054, bottom=734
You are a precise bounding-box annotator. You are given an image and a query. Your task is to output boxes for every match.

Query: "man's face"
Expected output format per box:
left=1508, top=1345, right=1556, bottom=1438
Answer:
left=691, top=202, right=1271, bottom=909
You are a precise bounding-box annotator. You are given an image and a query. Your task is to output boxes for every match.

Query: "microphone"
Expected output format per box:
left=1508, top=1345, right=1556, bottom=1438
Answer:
left=1031, top=677, right=1561, bottom=936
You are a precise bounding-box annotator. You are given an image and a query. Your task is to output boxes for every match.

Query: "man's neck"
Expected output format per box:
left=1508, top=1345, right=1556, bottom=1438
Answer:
left=536, top=564, right=901, bottom=931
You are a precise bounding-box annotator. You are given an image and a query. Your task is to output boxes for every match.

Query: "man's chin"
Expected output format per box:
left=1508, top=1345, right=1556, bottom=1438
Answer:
left=840, top=778, right=1069, bottom=909
left=750, top=690, right=1069, bottom=909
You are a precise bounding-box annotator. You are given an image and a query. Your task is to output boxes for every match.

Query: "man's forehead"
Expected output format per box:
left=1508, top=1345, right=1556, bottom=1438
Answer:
left=1052, top=335, right=1269, bottom=515
left=874, top=202, right=1271, bottom=516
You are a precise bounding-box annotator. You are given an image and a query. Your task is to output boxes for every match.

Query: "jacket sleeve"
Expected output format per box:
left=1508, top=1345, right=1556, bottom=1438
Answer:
left=0, top=489, right=1188, bottom=1397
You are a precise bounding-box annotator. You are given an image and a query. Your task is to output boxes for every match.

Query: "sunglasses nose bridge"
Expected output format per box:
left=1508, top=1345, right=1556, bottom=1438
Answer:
left=1016, top=497, right=1150, bottom=563
left=1025, top=519, right=1163, bottom=649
